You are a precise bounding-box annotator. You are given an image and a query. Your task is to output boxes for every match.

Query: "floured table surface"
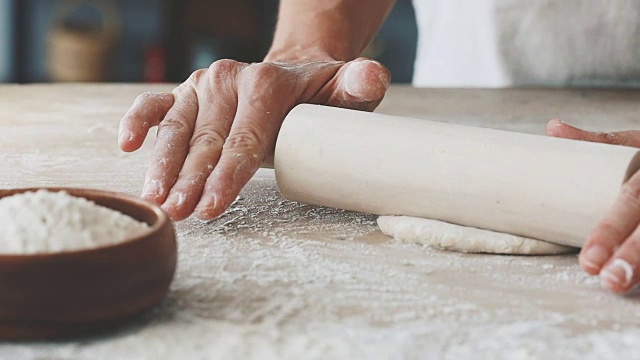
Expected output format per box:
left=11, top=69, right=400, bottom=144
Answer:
left=1, top=85, right=640, bottom=359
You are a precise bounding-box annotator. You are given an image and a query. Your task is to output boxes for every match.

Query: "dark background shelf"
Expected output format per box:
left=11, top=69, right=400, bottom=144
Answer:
left=7, top=0, right=417, bottom=83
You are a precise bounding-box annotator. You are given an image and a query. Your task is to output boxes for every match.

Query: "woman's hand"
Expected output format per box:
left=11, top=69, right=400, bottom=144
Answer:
left=118, top=58, right=390, bottom=221
left=547, top=119, right=640, bottom=293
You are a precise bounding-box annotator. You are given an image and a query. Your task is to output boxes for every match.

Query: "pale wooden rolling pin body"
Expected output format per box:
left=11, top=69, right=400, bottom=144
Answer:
left=273, top=104, right=640, bottom=248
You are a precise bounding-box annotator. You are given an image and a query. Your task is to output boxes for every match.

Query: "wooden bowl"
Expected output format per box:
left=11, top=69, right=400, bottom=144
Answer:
left=0, top=188, right=177, bottom=340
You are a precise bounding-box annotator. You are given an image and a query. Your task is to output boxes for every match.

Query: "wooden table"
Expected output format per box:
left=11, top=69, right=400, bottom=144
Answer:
left=1, top=85, right=640, bottom=359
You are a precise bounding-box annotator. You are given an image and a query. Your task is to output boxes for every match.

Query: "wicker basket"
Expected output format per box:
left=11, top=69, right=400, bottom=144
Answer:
left=47, top=0, right=121, bottom=82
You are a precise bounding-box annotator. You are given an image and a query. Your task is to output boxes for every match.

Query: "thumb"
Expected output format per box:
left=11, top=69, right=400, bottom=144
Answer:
left=329, top=58, right=391, bottom=112
left=546, top=119, right=640, bottom=148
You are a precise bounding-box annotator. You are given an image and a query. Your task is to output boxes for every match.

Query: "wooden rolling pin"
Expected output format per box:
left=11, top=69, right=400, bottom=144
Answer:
left=273, top=104, right=640, bottom=248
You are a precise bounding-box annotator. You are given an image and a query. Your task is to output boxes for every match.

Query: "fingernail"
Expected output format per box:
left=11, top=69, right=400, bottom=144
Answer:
left=195, top=195, right=218, bottom=219
left=600, top=258, right=634, bottom=289
left=177, top=193, right=187, bottom=207
left=163, top=191, right=186, bottom=209
left=581, top=245, right=610, bottom=271
left=343, top=62, right=362, bottom=96
left=142, top=180, right=163, bottom=199
left=552, top=118, right=578, bottom=129
left=119, top=128, right=132, bottom=143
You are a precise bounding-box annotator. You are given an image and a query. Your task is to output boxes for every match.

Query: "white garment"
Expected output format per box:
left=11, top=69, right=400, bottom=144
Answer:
left=412, top=0, right=510, bottom=87
left=412, top=0, right=640, bottom=88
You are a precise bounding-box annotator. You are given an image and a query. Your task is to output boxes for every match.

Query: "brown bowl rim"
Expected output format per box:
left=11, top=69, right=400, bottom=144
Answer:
left=0, top=187, right=168, bottom=259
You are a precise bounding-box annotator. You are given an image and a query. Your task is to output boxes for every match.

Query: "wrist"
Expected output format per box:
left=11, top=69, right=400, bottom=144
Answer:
left=264, top=45, right=341, bottom=63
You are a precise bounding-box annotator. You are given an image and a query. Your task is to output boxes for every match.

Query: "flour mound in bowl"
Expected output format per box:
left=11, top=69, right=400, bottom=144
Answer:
left=0, top=190, right=149, bottom=254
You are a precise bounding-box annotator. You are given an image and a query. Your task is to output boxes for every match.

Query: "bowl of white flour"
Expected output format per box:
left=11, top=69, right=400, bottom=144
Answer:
left=0, top=188, right=177, bottom=340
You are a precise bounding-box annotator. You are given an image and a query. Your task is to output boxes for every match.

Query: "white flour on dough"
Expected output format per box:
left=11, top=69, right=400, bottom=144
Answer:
left=378, top=215, right=576, bottom=255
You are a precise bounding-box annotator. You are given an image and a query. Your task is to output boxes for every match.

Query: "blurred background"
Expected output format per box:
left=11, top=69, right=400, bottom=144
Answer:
left=2, top=0, right=417, bottom=84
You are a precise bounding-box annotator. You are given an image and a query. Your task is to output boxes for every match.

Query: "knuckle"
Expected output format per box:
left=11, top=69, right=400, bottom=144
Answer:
left=620, top=182, right=640, bottom=207
left=594, top=222, right=625, bottom=242
left=604, top=132, right=630, bottom=146
left=186, top=69, right=208, bottom=86
left=130, top=92, right=158, bottom=113
left=208, top=59, right=239, bottom=82
left=242, top=62, right=281, bottom=83
left=136, top=92, right=156, bottom=102
left=159, top=117, right=190, bottom=135
left=605, top=132, right=618, bottom=142
left=137, top=91, right=173, bottom=105
left=177, top=172, right=208, bottom=186
left=236, top=63, right=289, bottom=102
left=224, top=128, right=263, bottom=152
left=190, top=128, right=226, bottom=149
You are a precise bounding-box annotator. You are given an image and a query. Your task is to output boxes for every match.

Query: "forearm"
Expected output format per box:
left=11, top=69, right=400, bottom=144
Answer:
left=265, top=0, right=396, bottom=62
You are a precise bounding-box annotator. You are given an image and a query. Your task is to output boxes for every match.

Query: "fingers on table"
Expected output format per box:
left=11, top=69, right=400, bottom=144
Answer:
left=600, top=230, right=640, bottom=293
left=546, top=119, right=640, bottom=147
left=194, top=63, right=289, bottom=220
left=119, top=92, right=174, bottom=151
left=580, top=172, right=640, bottom=292
left=162, top=61, right=242, bottom=220
left=142, top=83, right=199, bottom=204
left=141, top=60, right=354, bottom=220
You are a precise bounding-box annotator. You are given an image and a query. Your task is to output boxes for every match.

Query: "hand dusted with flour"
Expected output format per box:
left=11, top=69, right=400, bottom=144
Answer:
left=119, top=59, right=390, bottom=222
left=0, top=190, right=149, bottom=254
left=548, top=120, right=640, bottom=293
left=118, top=0, right=396, bottom=221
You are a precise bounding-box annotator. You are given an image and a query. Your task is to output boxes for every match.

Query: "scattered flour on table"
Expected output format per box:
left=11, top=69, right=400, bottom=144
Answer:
left=378, top=215, right=577, bottom=255
left=0, top=190, right=149, bottom=254
left=1, top=173, right=640, bottom=359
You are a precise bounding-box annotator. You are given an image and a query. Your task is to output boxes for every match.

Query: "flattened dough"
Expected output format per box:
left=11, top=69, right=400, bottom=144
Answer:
left=377, top=216, right=577, bottom=255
